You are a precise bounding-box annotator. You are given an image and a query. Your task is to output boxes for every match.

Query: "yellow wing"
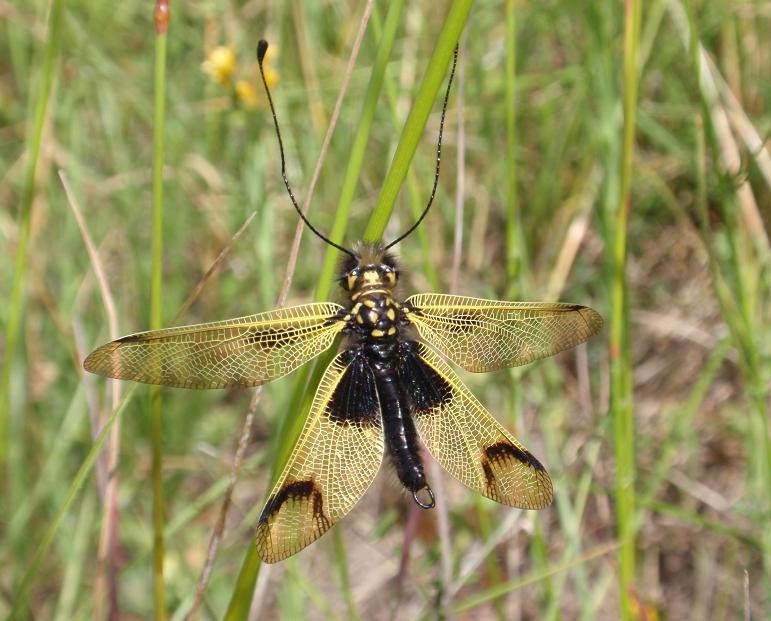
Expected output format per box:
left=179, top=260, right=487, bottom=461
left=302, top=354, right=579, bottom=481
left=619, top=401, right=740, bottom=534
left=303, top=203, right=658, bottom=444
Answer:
left=83, top=303, right=345, bottom=389
left=404, top=293, right=603, bottom=372
left=404, top=341, right=552, bottom=509
left=256, top=350, right=384, bottom=563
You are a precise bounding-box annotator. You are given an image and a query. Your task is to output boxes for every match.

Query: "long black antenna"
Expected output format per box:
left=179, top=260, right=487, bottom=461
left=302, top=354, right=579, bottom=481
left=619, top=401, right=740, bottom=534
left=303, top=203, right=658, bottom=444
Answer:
left=257, top=40, right=356, bottom=259
left=385, top=44, right=459, bottom=250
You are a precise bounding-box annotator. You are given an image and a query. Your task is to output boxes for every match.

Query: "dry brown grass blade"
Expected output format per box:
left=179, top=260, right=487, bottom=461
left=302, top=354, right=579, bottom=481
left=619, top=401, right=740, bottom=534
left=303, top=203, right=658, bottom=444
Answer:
left=668, top=0, right=770, bottom=251
left=59, top=170, right=122, bottom=621
left=185, top=402, right=257, bottom=621
left=743, top=569, right=750, bottom=621
left=449, top=510, right=526, bottom=597
left=173, top=210, right=256, bottom=323
left=545, top=164, right=601, bottom=301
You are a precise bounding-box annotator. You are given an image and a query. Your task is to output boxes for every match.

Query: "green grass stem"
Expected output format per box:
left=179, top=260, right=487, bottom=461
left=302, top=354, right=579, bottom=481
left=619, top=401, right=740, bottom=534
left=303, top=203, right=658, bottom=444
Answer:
left=611, top=1, right=641, bottom=618
left=150, top=2, right=169, bottom=618
left=373, top=6, right=440, bottom=290
left=0, top=0, right=63, bottom=477
left=505, top=0, right=521, bottom=289
left=53, top=491, right=96, bottom=621
left=333, top=527, right=360, bottom=621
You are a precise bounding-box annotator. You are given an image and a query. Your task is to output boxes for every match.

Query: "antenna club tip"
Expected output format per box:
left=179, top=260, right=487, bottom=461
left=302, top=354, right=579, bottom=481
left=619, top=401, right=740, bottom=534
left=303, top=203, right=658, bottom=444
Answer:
left=257, top=40, right=269, bottom=63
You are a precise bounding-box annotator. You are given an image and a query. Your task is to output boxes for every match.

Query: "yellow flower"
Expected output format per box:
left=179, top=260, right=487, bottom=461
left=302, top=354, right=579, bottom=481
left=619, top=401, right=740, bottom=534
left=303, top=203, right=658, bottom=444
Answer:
left=202, top=46, right=236, bottom=86
left=235, top=80, right=259, bottom=109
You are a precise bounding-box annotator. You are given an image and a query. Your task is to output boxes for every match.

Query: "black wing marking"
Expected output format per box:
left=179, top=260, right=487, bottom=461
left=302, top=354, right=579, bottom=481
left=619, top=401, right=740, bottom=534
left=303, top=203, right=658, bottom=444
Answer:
left=255, top=349, right=384, bottom=562
left=400, top=341, right=553, bottom=509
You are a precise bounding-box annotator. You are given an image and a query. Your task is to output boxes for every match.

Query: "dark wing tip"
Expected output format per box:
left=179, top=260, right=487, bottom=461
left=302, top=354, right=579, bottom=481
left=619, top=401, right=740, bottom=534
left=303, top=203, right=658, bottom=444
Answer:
left=483, top=441, right=554, bottom=509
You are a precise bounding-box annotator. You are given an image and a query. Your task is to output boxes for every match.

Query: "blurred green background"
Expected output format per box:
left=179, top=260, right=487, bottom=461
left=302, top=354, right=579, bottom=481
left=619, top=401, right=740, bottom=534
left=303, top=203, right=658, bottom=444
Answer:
left=1, top=0, right=769, bottom=619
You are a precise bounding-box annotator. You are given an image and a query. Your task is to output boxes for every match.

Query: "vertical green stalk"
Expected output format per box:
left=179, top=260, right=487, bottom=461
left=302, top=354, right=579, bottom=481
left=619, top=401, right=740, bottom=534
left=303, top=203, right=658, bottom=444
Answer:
left=363, top=0, right=473, bottom=242
left=505, top=0, right=520, bottom=290
left=151, top=2, right=169, bottom=619
left=612, top=1, right=641, bottom=618
left=502, top=6, right=525, bottom=606
left=0, top=0, right=63, bottom=474
left=223, top=545, right=261, bottom=621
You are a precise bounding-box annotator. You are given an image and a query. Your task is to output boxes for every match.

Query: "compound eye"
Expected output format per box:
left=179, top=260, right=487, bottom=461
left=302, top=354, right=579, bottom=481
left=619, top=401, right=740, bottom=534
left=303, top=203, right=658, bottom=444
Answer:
left=379, top=265, right=397, bottom=285
left=344, top=267, right=361, bottom=291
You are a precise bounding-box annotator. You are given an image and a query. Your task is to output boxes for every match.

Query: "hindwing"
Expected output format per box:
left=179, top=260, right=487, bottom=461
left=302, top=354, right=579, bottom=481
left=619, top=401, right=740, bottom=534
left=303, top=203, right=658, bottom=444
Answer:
left=399, top=341, right=553, bottom=509
left=255, top=349, right=384, bottom=563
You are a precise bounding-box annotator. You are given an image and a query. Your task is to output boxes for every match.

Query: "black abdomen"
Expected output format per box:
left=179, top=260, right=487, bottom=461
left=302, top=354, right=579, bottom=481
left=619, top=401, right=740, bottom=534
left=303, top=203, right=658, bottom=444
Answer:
left=370, top=352, right=432, bottom=507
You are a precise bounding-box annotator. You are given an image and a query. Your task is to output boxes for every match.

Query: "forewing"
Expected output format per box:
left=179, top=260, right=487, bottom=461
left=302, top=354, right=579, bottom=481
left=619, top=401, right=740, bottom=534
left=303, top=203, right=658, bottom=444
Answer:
left=255, top=350, right=384, bottom=563
left=83, top=303, right=345, bottom=388
left=405, top=294, right=603, bottom=372
left=401, top=341, right=552, bottom=509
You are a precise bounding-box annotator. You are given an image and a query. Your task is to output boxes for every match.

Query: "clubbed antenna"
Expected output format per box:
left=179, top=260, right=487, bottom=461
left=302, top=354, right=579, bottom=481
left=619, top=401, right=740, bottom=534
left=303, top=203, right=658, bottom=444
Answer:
left=257, top=40, right=355, bottom=259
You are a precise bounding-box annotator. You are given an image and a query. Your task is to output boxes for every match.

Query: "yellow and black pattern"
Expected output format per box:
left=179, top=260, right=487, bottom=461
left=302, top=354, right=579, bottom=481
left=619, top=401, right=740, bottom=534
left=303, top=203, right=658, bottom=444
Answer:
left=83, top=303, right=345, bottom=389
left=408, top=342, right=553, bottom=509
left=405, top=294, right=603, bottom=373
left=255, top=350, right=384, bottom=563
